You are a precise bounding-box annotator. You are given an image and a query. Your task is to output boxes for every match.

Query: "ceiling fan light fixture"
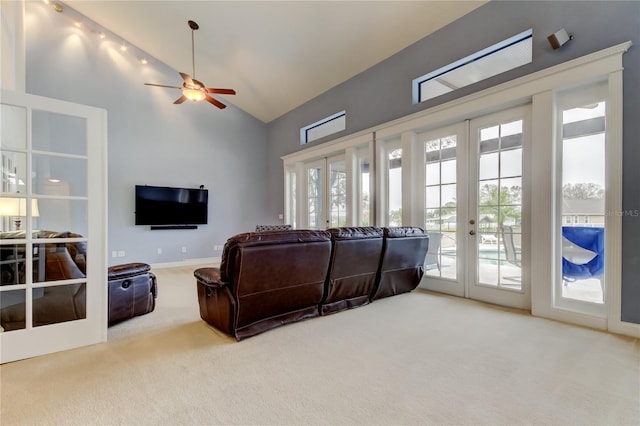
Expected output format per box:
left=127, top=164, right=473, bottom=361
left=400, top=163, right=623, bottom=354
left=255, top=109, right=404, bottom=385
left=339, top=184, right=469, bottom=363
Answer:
left=183, top=88, right=206, bottom=102
left=144, top=19, right=235, bottom=110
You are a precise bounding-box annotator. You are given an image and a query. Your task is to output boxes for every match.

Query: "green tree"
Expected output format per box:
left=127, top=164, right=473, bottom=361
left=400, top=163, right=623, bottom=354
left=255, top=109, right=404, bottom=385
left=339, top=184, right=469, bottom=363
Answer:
left=479, top=184, right=521, bottom=229
left=563, top=182, right=604, bottom=200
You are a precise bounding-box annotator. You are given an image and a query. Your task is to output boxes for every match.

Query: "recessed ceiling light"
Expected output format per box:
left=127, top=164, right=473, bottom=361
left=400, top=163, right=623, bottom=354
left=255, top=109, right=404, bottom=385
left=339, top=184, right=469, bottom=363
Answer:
left=53, top=2, right=63, bottom=12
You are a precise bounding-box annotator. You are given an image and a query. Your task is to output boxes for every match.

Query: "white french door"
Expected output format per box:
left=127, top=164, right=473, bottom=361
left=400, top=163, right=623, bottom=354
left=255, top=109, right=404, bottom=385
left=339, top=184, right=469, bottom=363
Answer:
left=418, top=106, right=531, bottom=310
left=419, top=123, right=466, bottom=297
left=304, top=155, right=346, bottom=229
left=0, top=91, right=107, bottom=363
left=467, top=106, right=531, bottom=309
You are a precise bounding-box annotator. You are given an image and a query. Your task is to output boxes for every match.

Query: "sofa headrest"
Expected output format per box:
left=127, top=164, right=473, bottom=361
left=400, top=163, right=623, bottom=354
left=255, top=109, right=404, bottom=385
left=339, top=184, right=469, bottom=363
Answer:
left=220, top=230, right=331, bottom=281
left=328, top=227, right=383, bottom=240
left=383, top=226, right=428, bottom=239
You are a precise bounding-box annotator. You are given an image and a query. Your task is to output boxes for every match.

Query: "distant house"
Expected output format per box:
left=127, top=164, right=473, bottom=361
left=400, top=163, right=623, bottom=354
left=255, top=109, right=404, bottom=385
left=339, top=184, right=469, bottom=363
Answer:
left=562, top=199, right=604, bottom=226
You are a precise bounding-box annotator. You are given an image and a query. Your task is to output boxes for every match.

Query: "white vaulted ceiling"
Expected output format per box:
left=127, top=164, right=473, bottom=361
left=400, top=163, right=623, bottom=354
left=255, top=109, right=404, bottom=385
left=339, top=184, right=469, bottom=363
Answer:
left=65, top=1, right=485, bottom=122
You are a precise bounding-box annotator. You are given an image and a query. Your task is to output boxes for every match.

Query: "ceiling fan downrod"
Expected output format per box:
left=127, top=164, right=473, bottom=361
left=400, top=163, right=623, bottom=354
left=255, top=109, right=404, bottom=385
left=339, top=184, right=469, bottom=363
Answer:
left=188, top=20, right=199, bottom=79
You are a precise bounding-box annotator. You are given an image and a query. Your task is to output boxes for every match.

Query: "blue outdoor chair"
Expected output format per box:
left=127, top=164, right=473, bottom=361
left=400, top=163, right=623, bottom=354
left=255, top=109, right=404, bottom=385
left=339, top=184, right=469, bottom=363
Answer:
left=562, top=226, right=604, bottom=292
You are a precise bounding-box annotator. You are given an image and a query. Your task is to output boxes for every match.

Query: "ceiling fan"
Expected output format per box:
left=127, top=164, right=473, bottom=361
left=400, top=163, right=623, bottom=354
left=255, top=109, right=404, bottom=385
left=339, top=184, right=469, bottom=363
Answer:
left=144, top=20, right=236, bottom=109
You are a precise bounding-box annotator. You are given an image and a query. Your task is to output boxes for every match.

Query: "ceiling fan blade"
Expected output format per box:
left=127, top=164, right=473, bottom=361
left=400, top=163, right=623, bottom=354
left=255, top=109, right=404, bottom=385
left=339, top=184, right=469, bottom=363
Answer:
left=205, top=95, right=227, bottom=109
left=174, top=95, right=188, bottom=104
left=206, top=88, right=236, bottom=95
left=144, top=83, right=183, bottom=89
left=179, top=72, right=195, bottom=87
left=192, top=78, right=205, bottom=89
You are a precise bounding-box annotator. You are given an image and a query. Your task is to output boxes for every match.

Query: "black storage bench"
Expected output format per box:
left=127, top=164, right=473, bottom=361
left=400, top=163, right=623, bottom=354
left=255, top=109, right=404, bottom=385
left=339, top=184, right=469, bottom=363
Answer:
left=108, top=262, right=157, bottom=326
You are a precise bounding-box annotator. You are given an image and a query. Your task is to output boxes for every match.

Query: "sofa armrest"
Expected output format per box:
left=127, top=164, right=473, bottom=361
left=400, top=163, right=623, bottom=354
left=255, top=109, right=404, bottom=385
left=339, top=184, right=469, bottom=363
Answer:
left=194, top=267, right=227, bottom=288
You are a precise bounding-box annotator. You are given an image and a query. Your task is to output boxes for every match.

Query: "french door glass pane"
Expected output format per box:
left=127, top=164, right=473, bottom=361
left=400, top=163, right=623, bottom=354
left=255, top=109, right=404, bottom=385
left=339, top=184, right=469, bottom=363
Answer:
left=388, top=148, right=402, bottom=226
left=561, top=101, right=606, bottom=304
left=1, top=151, right=27, bottom=196
left=32, top=110, right=87, bottom=156
left=358, top=152, right=370, bottom=226
left=32, top=283, right=86, bottom=327
left=0, top=289, right=26, bottom=331
left=287, top=170, right=297, bottom=228
left=0, top=105, right=26, bottom=150
left=424, top=135, right=457, bottom=280
left=477, top=120, right=523, bottom=289
left=33, top=154, right=87, bottom=197
left=329, top=160, right=346, bottom=227
left=307, top=167, right=322, bottom=229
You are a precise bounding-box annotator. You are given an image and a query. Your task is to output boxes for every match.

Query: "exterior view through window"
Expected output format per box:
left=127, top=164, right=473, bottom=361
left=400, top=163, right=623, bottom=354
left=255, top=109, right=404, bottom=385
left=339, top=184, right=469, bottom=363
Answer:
left=561, top=101, right=606, bottom=304
left=424, top=134, right=457, bottom=280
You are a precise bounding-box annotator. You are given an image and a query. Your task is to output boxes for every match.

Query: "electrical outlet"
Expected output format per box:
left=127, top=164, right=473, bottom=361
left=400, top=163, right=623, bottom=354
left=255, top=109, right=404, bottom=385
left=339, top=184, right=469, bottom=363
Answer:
left=278, top=213, right=284, bottom=220
left=157, top=248, right=162, bottom=255
left=181, top=246, right=187, bottom=253
left=117, top=250, right=125, bottom=257
left=111, top=251, right=117, bottom=258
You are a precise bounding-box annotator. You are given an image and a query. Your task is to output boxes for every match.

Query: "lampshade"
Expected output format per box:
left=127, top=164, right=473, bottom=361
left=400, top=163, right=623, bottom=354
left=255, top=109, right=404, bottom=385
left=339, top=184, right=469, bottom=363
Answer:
left=183, top=88, right=206, bottom=102
left=0, top=197, right=40, bottom=217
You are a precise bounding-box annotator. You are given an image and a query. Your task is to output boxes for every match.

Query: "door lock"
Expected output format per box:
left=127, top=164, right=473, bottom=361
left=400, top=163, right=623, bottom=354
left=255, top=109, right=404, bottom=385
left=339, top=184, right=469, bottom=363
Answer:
left=469, top=230, right=476, bottom=236
left=469, top=219, right=476, bottom=225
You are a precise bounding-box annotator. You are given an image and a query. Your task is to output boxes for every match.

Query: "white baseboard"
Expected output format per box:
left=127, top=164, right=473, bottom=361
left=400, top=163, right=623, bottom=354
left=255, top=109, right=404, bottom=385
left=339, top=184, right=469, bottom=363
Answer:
left=609, top=319, right=640, bottom=338
left=150, top=257, right=221, bottom=270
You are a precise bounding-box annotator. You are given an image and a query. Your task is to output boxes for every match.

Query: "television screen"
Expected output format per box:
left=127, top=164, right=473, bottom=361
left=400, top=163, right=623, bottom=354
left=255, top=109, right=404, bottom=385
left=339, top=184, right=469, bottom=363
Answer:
left=135, top=185, right=208, bottom=226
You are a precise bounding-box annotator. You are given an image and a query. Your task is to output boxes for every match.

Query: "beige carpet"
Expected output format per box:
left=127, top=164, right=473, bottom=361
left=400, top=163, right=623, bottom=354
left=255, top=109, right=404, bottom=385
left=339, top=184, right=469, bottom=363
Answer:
left=1, top=266, right=638, bottom=425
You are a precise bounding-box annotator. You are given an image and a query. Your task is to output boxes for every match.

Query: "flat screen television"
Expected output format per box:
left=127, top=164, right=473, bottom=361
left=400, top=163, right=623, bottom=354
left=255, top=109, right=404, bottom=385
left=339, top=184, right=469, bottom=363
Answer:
left=135, top=185, right=208, bottom=227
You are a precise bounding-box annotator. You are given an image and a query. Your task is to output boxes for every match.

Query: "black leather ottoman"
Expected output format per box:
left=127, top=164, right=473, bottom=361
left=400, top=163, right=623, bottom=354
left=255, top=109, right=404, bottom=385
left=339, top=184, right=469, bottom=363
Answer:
left=108, top=262, right=157, bottom=326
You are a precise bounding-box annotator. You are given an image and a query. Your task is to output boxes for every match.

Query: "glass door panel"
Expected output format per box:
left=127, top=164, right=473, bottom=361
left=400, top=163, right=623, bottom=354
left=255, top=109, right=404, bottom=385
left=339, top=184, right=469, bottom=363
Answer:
left=424, top=134, right=458, bottom=280
left=388, top=146, right=402, bottom=226
left=419, top=124, right=466, bottom=298
left=328, top=158, right=346, bottom=227
left=356, top=147, right=371, bottom=226
left=306, top=161, right=323, bottom=230
left=468, top=106, right=530, bottom=310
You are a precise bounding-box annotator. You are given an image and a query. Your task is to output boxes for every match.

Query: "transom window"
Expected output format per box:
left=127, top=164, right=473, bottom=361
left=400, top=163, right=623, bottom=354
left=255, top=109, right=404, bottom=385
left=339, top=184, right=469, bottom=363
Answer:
left=413, top=29, right=533, bottom=104
left=300, top=110, right=346, bottom=145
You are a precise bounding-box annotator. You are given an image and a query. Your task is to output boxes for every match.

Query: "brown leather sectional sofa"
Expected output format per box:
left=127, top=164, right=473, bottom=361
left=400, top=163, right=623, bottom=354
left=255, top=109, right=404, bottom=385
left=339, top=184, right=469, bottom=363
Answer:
left=194, top=226, right=429, bottom=340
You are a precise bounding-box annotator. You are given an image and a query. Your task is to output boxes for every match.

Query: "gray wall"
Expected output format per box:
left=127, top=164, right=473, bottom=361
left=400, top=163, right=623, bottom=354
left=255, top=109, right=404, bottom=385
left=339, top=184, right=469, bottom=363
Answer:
left=25, top=2, right=269, bottom=266
left=266, top=1, right=640, bottom=323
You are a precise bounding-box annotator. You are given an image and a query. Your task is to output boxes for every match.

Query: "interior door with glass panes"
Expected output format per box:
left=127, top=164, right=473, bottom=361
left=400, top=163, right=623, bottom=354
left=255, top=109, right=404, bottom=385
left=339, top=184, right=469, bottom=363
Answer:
left=0, top=92, right=106, bottom=363
left=304, top=155, right=347, bottom=229
left=467, top=106, right=531, bottom=309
